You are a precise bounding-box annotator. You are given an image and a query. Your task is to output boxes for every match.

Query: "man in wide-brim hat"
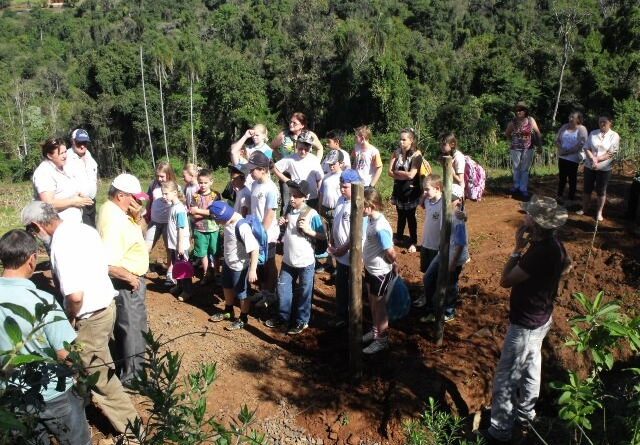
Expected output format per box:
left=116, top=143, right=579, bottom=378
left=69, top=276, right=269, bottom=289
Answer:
left=480, top=195, right=572, bottom=444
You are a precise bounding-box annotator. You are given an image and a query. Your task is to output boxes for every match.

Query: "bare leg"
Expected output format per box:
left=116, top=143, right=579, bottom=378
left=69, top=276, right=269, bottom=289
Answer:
left=201, top=256, right=209, bottom=277
left=223, top=288, right=236, bottom=306
left=596, top=194, right=606, bottom=220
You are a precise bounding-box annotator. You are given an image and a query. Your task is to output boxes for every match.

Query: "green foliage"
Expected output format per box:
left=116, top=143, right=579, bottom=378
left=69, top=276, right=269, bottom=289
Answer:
left=403, top=397, right=484, bottom=445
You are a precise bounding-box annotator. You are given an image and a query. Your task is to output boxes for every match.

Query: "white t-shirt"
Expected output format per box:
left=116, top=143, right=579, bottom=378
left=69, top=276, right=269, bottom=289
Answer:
left=585, top=129, right=620, bottom=172
left=282, top=206, right=324, bottom=268
left=353, top=145, right=382, bottom=186
left=32, top=160, right=82, bottom=223
left=50, top=221, right=117, bottom=319
left=332, top=197, right=368, bottom=266
left=250, top=179, right=280, bottom=243
left=65, top=150, right=98, bottom=199
left=275, top=153, right=324, bottom=199
left=321, top=149, right=351, bottom=174
left=167, top=202, right=190, bottom=253
left=183, top=183, right=199, bottom=208
left=452, top=151, right=466, bottom=188
left=149, top=183, right=172, bottom=223
left=234, top=186, right=251, bottom=214
left=224, top=216, right=259, bottom=271
left=363, top=213, right=394, bottom=276
left=421, top=197, right=442, bottom=250
left=320, top=172, right=342, bottom=209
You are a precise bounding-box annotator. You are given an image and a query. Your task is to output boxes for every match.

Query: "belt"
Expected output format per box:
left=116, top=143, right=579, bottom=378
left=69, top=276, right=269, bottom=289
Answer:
left=79, top=306, right=108, bottom=320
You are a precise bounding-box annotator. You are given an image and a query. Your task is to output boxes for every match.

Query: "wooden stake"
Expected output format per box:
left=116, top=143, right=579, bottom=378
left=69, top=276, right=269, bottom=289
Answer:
left=434, top=156, right=453, bottom=346
left=139, top=46, right=155, bottom=169
left=349, top=182, right=364, bottom=378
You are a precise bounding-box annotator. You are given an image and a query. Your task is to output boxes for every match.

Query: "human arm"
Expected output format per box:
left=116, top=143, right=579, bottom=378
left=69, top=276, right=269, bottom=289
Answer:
left=247, top=248, right=258, bottom=283
left=272, top=159, right=290, bottom=183
left=310, top=131, right=324, bottom=159
left=370, top=152, right=383, bottom=186
left=299, top=213, right=326, bottom=240
left=505, top=121, right=515, bottom=139
left=270, top=131, right=285, bottom=161
left=230, top=129, right=253, bottom=165
left=65, top=291, right=84, bottom=323
left=387, top=152, right=397, bottom=178
left=500, top=224, right=531, bottom=288
left=38, top=191, right=93, bottom=211
left=529, top=117, right=542, bottom=145
left=263, top=208, right=276, bottom=232
left=108, top=265, right=140, bottom=291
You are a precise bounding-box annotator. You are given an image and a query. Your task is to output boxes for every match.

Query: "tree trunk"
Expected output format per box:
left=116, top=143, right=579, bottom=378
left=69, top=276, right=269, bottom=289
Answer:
left=13, top=80, right=28, bottom=160
left=552, top=34, right=570, bottom=127
left=140, top=46, right=155, bottom=169
left=189, top=72, right=196, bottom=165
left=158, top=64, right=169, bottom=161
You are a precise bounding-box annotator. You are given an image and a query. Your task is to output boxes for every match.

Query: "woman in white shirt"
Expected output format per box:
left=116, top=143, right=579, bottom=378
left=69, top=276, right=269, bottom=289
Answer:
left=578, top=115, right=620, bottom=222
left=555, top=111, right=588, bottom=203
left=32, top=138, right=93, bottom=223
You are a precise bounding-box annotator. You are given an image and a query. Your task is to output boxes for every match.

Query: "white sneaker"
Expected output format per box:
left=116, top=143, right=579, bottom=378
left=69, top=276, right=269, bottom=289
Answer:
left=413, top=296, right=427, bottom=308
left=575, top=209, right=584, bottom=215
left=362, top=330, right=375, bottom=343
left=363, top=337, right=389, bottom=354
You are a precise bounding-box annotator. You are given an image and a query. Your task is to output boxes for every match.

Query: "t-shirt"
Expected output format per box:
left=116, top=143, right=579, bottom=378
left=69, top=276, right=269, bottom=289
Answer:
left=452, top=150, right=466, bottom=188
left=192, top=191, right=219, bottom=233
left=50, top=221, right=117, bottom=319
left=234, top=186, right=251, bottom=215
left=558, top=125, right=588, bottom=164
left=250, top=179, right=280, bottom=243
left=0, top=277, right=76, bottom=402
left=421, top=197, right=442, bottom=250
left=167, top=202, right=190, bottom=253
left=332, top=197, right=368, bottom=266
left=275, top=153, right=324, bottom=199
left=65, top=149, right=98, bottom=199
left=320, top=172, right=342, bottom=209
left=353, top=145, right=383, bottom=186
left=223, top=215, right=259, bottom=271
left=184, top=182, right=199, bottom=209
left=283, top=206, right=325, bottom=268
left=510, top=237, right=567, bottom=329
left=584, top=129, right=620, bottom=172
left=32, top=160, right=82, bottom=223
left=392, top=149, right=423, bottom=201
left=363, top=213, right=394, bottom=276
left=449, top=216, right=469, bottom=266
left=247, top=142, right=273, bottom=160
left=97, top=200, right=149, bottom=277
left=321, top=149, right=351, bottom=174
left=149, top=182, right=172, bottom=223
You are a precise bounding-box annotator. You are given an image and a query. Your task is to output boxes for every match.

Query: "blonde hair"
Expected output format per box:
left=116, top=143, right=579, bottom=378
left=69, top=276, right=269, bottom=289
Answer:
left=183, top=163, right=198, bottom=177
left=355, top=125, right=372, bottom=142
left=156, top=161, right=177, bottom=182
left=424, top=174, right=442, bottom=190
left=160, top=180, right=184, bottom=201
left=363, top=187, right=383, bottom=210
left=253, top=124, right=268, bottom=141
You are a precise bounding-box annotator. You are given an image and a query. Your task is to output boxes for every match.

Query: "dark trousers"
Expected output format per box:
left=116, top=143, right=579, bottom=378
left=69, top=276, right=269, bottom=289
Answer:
left=335, top=262, right=350, bottom=321
left=81, top=200, right=96, bottom=228
left=557, top=158, right=579, bottom=200
left=396, top=206, right=418, bottom=246
left=112, top=277, right=148, bottom=385
left=32, top=389, right=91, bottom=445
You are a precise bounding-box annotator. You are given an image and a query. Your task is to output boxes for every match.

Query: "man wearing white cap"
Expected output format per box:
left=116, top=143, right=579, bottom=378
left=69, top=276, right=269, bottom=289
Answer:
left=20, top=201, right=139, bottom=436
left=97, top=173, right=149, bottom=387
left=66, top=129, right=98, bottom=227
left=480, top=196, right=571, bottom=444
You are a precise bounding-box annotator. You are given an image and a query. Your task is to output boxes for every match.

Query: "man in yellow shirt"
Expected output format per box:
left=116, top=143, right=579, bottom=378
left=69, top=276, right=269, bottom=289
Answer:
left=97, top=173, right=149, bottom=386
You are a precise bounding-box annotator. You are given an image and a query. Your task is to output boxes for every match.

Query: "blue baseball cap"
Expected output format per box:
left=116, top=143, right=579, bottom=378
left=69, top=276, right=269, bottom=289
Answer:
left=340, top=169, right=362, bottom=184
left=71, top=129, right=90, bottom=143
left=208, top=201, right=234, bottom=222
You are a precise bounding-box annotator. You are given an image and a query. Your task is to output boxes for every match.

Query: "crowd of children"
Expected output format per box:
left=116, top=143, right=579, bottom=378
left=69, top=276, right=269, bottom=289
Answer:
left=143, top=120, right=470, bottom=354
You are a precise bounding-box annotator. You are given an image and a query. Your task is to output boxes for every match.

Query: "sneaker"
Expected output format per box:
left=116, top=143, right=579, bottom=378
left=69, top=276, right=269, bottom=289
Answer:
left=225, top=319, right=246, bottom=331
left=362, top=330, right=375, bottom=343
left=509, top=187, right=518, bottom=195
left=407, top=245, right=417, bottom=253
left=575, top=209, right=584, bottom=215
left=164, top=277, right=176, bottom=288
left=596, top=214, right=604, bottom=222
left=419, top=313, right=436, bottom=323
left=177, top=291, right=191, bottom=302
left=264, top=317, right=285, bottom=329
left=209, top=312, right=232, bottom=322
left=168, top=285, right=181, bottom=296
left=315, top=263, right=326, bottom=273
left=287, top=321, right=308, bottom=335
left=444, top=312, right=455, bottom=322
left=521, top=191, right=530, bottom=199
left=362, top=337, right=389, bottom=354
left=413, top=296, right=427, bottom=308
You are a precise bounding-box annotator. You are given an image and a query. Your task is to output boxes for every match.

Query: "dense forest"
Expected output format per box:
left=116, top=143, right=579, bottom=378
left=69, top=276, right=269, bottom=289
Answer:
left=0, top=0, right=638, bottom=178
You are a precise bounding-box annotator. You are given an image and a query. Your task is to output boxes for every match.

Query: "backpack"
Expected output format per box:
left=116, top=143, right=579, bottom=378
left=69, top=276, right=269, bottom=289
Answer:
left=463, top=155, right=486, bottom=201
left=385, top=273, right=410, bottom=321
left=235, top=215, right=269, bottom=265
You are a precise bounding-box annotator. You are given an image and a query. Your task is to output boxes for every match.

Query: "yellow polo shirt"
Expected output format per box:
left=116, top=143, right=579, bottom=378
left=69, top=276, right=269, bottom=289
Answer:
left=97, top=200, right=149, bottom=276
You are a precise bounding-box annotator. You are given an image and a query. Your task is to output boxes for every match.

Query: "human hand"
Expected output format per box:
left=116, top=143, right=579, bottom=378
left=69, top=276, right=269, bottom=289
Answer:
left=244, top=129, right=254, bottom=139
left=297, top=215, right=311, bottom=234
left=278, top=216, right=287, bottom=226
left=248, top=269, right=258, bottom=284
left=128, top=273, right=140, bottom=291
left=76, top=195, right=94, bottom=208
left=515, top=224, right=529, bottom=251
left=327, top=246, right=337, bottom=255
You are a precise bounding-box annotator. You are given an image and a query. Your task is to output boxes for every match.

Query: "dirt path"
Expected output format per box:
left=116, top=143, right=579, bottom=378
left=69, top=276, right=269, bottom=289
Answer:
left=100, top=170, right=640, bottom=444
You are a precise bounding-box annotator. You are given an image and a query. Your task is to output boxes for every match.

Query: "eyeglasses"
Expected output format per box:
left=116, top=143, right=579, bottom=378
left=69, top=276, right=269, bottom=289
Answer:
left=289, top=121, right=302, bottom=126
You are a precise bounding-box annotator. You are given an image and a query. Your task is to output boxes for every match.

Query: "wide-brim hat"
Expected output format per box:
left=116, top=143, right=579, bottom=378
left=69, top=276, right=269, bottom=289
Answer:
left=521, top=195, right=568, bottom=229
left=515, top=101, right=529, bottom=112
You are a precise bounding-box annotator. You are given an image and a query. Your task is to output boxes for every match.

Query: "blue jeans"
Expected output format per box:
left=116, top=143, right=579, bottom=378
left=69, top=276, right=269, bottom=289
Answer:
left=335, top=262, right=350, bottom=321
left=489, top=318, right=552, bottom=441
left=422, top=254, right=462, bottom=316
left=277, top=262, right=315, bottom=326
left=32, top=389, right=91, bottom=445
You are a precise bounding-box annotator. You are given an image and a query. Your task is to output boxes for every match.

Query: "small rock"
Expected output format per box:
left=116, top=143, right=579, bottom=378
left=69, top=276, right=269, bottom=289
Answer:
left=328, top=432, right=338, bottom=440
left=317, top=440, right=324, bottom=445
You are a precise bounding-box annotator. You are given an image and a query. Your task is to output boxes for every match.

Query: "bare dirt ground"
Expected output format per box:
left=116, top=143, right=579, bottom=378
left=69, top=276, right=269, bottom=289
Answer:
left=38, top=166, right=640, bottom=444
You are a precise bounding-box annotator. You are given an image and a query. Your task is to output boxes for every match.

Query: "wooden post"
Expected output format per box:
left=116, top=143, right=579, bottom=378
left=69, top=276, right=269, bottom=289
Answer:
left=434, top=156, right=453, bottom=346
left=349, top=183, right=364, bottom=378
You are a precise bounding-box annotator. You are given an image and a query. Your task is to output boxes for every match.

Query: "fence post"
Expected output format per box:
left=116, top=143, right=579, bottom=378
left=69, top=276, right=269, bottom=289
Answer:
left=434, top=156, right=453, bottom=346
left=349, top=183, right=364, bottom=378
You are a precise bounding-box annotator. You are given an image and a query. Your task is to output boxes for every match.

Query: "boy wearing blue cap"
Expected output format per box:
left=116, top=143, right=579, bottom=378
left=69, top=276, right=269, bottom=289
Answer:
left=208, top=201, right=259, bottom=331
left=326, top=169, right=364, bottom=328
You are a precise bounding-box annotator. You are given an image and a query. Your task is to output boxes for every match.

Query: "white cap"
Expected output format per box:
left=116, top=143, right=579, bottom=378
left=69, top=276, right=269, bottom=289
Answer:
left=112, top=174, right=148, bottom=200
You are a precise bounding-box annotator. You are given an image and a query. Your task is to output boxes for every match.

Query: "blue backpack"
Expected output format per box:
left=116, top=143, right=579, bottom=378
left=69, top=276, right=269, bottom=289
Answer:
left=385, top=273, right=411, bottom=321
left=235, top=215, right=269, bottom=265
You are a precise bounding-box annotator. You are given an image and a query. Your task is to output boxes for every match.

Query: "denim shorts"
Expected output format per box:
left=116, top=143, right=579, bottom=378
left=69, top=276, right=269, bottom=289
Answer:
left=222, top=263, right=249, bottom=299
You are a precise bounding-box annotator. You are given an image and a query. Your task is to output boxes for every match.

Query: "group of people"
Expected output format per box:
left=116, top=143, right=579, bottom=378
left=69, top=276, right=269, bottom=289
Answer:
left=2, top=102, right=614, bottom=444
